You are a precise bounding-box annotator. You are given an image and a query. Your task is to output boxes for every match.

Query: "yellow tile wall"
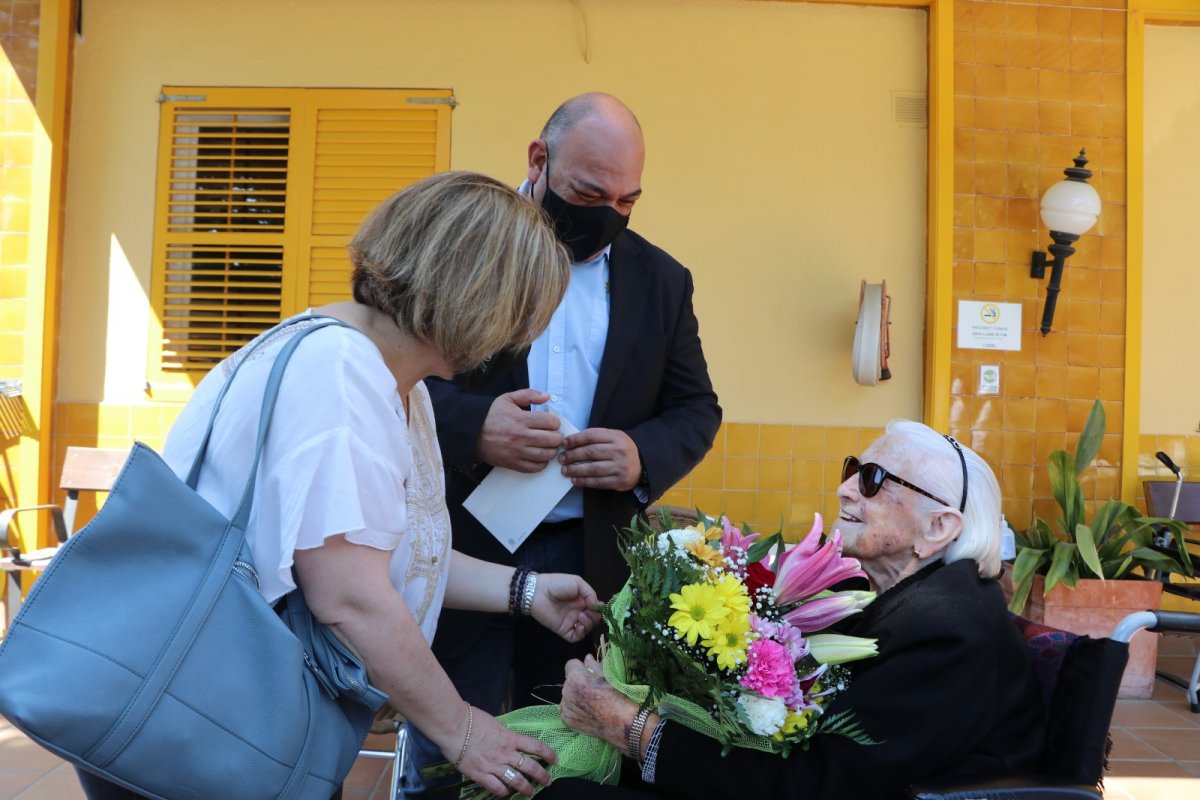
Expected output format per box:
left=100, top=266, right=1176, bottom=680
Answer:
left=952, top=0, right=1128, bottom=535
left=1, top=0, right=42, bottom=538
left=1136, top=433, right=1200, bottom=508
left=658, top=422, right=883, bottom=541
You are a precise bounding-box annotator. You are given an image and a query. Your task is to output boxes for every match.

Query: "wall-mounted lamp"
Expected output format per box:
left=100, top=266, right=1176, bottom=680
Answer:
left=1030, top=149, right=1101, bottom=336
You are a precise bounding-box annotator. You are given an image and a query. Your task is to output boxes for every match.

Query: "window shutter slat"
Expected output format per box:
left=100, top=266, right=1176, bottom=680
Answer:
left=309, top=107, right=440, bottom=239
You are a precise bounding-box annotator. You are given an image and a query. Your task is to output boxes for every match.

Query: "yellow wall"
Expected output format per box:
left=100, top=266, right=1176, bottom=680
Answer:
left=1141, top=24, right=1200, bottom=436
left=0, top=0, right=40, bottom=520
left=58, top=0, right=928, bottom=428
left=45, top=0, right=1195, bottom=544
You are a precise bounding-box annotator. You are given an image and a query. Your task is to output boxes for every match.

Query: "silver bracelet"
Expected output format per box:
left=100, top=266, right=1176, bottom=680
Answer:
left=520, top=571, right=538, bottom=616
left=626, top=706, right=652, bottom=762
left=452, top=702, right=473, bottom=770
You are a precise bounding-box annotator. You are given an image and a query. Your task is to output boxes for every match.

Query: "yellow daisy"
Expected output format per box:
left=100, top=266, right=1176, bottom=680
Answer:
left=668, top=583, right=730, bottom=645
left=713, top=574, right=752, bottom=617
left=703, top=613, right=752, bottom=671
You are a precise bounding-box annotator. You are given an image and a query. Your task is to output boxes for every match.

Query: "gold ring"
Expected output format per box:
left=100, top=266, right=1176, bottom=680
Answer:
left=515, top=753, right=526, bottom=770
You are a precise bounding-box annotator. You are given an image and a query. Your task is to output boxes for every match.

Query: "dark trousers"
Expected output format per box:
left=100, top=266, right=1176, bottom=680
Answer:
left=408, top=524, right=592, bottom=789
left=76, top=769, right=344, bottom=800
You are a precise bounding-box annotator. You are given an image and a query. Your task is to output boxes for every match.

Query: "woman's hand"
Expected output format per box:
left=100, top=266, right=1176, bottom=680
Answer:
left=451, top=706, right=557, bottom=797
left=532, top=573, right=603, bottom=642
left=559, top=655, right=641, bottom=750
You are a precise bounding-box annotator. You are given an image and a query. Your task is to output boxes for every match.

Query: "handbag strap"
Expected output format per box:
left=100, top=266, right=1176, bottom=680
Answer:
left=185, top=314, right=328, bottom=489
left=182, top=314, right=353, bottom=529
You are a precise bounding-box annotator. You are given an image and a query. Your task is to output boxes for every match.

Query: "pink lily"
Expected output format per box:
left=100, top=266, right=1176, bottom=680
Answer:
left=773, top=517, right=867, bottom=606
left=782, top=590, right=875, bottom=634
left=720, top=516, right=759, bottom=556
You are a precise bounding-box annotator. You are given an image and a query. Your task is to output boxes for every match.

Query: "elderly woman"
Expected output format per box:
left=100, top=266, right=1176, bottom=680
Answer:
left=78, top=172, right=600, bottom=800
left=549, top=420, right=1044, bottom=800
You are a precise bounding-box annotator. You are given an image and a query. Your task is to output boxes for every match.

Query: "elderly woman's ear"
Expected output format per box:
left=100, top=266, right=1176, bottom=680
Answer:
left=916, top=508, right=964, bottom=559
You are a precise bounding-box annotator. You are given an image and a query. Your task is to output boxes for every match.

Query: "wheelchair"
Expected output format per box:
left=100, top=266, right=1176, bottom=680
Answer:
left=908, top=609, right=1200, bottom=799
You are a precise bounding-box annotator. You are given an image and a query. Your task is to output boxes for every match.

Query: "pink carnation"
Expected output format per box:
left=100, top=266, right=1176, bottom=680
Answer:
left=739, top=639, right=797, bottom=699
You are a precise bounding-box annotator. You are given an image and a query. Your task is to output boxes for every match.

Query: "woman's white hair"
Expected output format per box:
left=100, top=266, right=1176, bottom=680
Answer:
left=878, top=419, right=1003, bottom=578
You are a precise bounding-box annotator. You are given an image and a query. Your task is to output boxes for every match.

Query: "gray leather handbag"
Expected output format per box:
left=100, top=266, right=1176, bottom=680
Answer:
left=0, top=316, right=387, bottom=799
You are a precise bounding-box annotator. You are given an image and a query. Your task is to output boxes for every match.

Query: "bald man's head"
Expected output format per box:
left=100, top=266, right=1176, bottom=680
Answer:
left=526, top=93, right=645, bottom=261
left=540, top=92, right=642, bottom=150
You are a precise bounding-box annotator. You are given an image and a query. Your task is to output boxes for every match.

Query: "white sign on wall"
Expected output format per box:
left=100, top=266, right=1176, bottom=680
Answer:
left=957, top=301, right=1022, bottom=351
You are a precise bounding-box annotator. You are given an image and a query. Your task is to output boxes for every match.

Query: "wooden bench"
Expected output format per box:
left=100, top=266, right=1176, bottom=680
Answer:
left=1, top=446, right=129, bottom=628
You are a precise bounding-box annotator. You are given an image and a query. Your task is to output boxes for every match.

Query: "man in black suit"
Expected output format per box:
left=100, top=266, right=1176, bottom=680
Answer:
left=420, top=93, right=720, bottom=752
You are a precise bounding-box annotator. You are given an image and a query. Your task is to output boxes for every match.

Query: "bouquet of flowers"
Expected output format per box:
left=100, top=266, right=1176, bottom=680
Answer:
left=452, top=510, right=879, bottom=796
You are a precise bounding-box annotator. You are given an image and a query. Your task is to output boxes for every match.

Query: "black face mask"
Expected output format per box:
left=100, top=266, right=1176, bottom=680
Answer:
left=539, top=155, right=630, bottom=262
left=453, top=346, right=527, bottom=391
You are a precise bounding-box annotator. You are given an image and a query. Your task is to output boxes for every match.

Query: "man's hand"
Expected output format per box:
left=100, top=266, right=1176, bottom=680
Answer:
left=476, top=389, right=564, bottom=472
left=559, top=428, right=642, bottom=492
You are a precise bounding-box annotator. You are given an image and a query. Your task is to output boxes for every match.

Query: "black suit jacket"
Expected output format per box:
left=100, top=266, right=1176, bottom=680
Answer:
left=426, top=228, right=721, bottom=650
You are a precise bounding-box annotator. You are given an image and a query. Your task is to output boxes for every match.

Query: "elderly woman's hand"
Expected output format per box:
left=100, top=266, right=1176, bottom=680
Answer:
left=532, top=574, right=604, bottom=642
left=454, top=708, right=557, bottom=797
left=560, top=655, right=647, bottom=752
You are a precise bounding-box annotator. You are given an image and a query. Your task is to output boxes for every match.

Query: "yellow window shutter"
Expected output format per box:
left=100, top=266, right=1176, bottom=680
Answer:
left=149, top=102, right=294, bottom=388
left=147, top=88, right=452, bottom=398
left=295, top=89, right=453, bottom=309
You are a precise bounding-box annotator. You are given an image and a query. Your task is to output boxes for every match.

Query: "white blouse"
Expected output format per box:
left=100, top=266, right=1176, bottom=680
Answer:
left=162, top=316, right=452, bottom=643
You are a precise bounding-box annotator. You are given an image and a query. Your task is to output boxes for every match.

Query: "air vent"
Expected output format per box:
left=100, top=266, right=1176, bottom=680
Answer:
left=892, top=91, right=927, bottom=127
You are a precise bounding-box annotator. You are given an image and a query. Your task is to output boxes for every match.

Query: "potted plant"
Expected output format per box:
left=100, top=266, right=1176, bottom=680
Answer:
left=1007, top=399, right=1193, bottom=697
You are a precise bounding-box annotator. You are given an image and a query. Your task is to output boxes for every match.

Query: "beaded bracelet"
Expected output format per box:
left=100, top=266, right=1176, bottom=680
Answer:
left=508, top=567, right=530, bottom=616
left=453, top=702, right=474, bottom=770
left=626, top=706, right=653, bottom=762
left=520, top=571, right=538, bottom=617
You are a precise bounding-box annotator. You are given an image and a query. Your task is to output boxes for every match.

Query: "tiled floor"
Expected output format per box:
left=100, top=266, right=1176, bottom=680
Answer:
left=1, top=637, right=1198, bottom=799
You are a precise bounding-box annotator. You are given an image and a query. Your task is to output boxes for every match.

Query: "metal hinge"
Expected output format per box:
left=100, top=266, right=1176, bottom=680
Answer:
left=407, top=95, right=458, bottom=109
left=157, top=92, right=208, bottom=104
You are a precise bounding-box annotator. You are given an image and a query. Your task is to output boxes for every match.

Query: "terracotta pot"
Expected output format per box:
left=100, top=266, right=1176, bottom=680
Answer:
left=1024, top=575, right=1163, bottom=699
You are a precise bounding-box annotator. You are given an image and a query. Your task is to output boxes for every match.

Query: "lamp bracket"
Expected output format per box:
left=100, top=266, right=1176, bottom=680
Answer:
left=1031, top=250, right=1048, bottom=279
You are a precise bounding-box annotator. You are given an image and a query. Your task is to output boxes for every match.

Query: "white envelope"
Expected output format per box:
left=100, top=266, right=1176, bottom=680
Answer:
left=463, top=416, right=580, bottom=554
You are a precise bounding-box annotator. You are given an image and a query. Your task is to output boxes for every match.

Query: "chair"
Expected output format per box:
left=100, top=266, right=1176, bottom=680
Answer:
left=355, top=715, right=422, bottom=800
left=908, top=609, right=1200, bottom=799
left=1, top=446, right=129, bottom=627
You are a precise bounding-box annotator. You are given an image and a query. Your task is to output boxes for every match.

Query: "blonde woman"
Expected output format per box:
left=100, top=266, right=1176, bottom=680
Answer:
left=79, top=172, right=598, bottom=800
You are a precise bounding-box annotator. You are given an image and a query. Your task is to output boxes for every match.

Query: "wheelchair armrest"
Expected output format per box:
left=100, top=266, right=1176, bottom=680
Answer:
left=0, top=504, right=69, bottom=549
left=908, top=777, right=1101, bottom=799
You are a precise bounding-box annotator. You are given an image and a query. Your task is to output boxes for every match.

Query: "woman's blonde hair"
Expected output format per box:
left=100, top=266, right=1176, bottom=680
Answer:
left=349, top=171, right=569, bottom=372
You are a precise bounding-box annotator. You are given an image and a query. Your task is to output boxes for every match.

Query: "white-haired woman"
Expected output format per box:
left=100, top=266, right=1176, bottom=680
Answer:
left=548, top=420, right=1044, bottom=800
left=78, top=172, right=599, bottom=800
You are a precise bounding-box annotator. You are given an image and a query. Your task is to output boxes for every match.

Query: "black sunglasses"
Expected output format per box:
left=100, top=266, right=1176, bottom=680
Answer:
left=843, top=435, right=968, bottom=512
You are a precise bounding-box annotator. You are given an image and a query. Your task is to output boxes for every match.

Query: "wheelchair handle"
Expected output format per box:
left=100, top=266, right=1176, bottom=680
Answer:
left=1156, top=451, right=1182, bottom=475
left=1114, top=610, right=1200, bottom=643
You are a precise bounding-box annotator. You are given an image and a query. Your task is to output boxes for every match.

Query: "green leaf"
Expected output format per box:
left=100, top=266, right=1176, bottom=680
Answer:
left=1128, top=547, right=1180, bottom=567
left=1047, top=450, right=1075, bottom=530
left=1074, top=400, right=1106, bottom=476
left=1088, top=500, right=1123, bottom=547
left=1008, top=571, right=1035, bottom=615
left=1044, top=541, right=1078, bottom=592
left=1074, top=523, right=1104, bottom=579
left=746, top=531, right=783, bottom=565
left=1011, top=546, right=1049, bottom=586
